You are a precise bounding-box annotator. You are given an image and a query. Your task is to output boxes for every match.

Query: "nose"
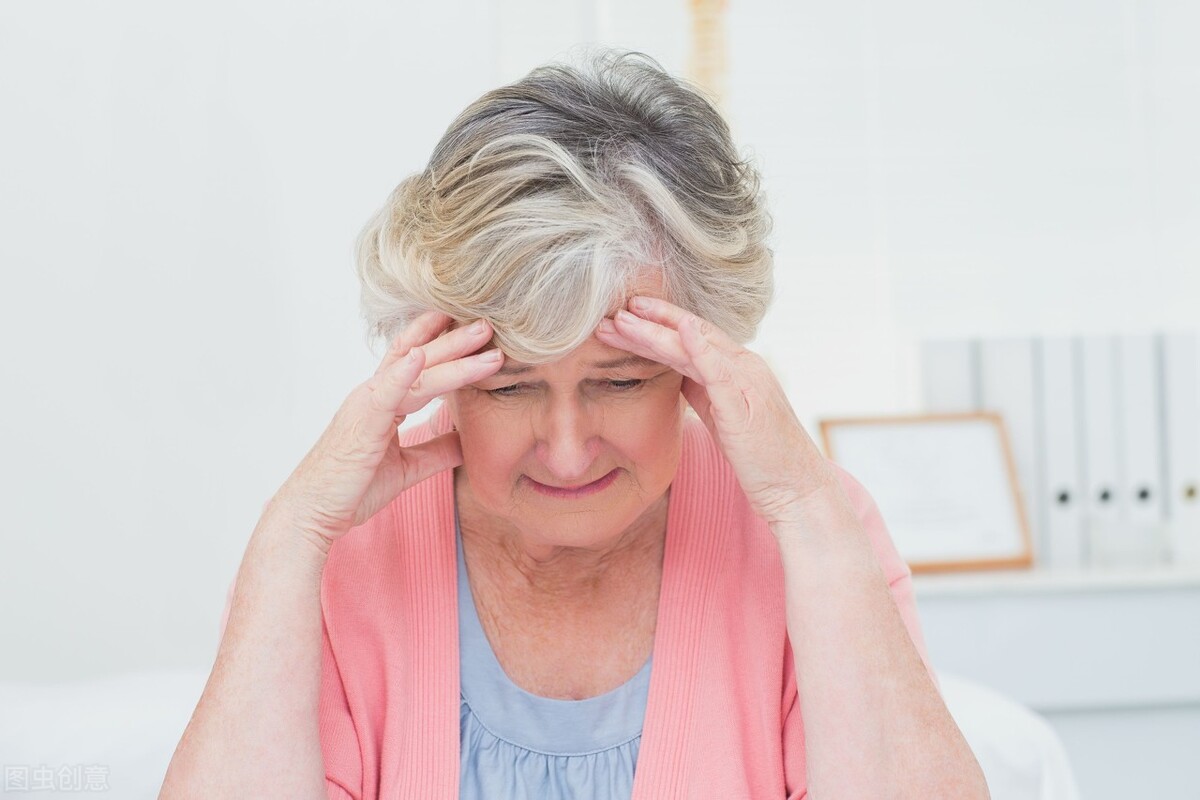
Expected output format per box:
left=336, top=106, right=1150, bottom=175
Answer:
left=533, top=394, right=602, bottom=485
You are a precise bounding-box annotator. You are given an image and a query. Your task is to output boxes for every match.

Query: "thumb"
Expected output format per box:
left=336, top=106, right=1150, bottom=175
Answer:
left=399, top=430, right=464, bottom=488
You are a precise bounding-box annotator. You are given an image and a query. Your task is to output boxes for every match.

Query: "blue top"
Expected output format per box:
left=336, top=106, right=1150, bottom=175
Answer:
left=455, top=510, right=653, bottom=799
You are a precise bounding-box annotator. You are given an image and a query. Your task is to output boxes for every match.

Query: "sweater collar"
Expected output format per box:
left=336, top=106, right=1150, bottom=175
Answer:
left=393, top=403, right=727, bottom=798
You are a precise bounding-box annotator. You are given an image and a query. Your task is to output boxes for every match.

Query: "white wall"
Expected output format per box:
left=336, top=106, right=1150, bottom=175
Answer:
left=0, top=0, right=502, bottom=680
left=1, top=0, right=1196, bottom=683
left=726, top=0, right=1200, bottom=423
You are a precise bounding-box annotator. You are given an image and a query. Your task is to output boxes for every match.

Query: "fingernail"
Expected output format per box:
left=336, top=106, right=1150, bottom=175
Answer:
left=470, top=319, right=487, bottom=334
left=616, top=309, right=638, bottom=324
left=631, top=296, right=650, bottom=311
left=477, top=348, right=502, bottom=362
left=596, top=318, right=616, bottom=334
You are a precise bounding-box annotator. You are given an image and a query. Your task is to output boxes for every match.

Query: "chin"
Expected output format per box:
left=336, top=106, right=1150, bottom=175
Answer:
left=518, top=506, right=633, bottom=541
left=521, top=494, right=662, bottom=548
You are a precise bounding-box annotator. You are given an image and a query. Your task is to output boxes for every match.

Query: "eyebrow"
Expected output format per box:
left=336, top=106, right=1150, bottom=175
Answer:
left=494, top=354, right=660, bottom=377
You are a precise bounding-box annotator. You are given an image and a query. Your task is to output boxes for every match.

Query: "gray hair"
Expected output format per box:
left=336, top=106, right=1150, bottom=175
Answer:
left=355, top=47, right=774, bottom=363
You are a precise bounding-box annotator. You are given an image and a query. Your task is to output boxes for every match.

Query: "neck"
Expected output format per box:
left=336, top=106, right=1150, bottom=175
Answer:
left=454, top=468, right=668, bottom=603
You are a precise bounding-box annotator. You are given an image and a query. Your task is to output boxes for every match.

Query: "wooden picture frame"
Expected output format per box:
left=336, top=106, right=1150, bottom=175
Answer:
left=818, top=411, right=1034, bottom=574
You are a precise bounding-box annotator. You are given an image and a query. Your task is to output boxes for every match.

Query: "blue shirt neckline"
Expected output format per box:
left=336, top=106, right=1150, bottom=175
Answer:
left=455, top=503, right=653, bottom=756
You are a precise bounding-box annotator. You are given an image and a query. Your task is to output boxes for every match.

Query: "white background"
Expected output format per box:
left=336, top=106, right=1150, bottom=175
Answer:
left=2, top=0, right=1197, bottom=689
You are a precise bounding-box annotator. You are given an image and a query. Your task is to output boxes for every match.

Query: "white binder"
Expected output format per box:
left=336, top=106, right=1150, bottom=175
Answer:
left=1036, top=336, right=1086, bottom=569
left=1162, top=330, right=1200, bottom=566
left=1078, top=335, right=1123, bottom=567
left=1113, top=334, right=1169, bottom=566
left=978, top=338, right=1042, bottom=566
left=920, top=339, right=976, bottom=412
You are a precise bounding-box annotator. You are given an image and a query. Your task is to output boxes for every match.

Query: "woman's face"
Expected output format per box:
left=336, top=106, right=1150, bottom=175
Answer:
left=446, top=331, right=685, bottom=551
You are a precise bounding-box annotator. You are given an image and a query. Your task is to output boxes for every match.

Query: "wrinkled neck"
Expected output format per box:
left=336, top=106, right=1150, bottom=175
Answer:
left=453, top=466, right=668, bottom=604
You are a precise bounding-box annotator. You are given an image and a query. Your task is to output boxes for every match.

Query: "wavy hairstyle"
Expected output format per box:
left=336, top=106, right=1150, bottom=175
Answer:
left=355, top=47, right=774, bottom=363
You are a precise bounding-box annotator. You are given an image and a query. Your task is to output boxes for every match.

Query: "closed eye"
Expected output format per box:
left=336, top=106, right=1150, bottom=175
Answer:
left=486, top=383, right=527, bottom=397
left=485, top=378, right=645, bottom=397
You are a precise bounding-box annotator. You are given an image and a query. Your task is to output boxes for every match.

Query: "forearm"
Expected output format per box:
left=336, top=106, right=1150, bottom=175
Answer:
left=773, top=485, right=989, bottom=800
left=160, top=499, right=330, bottom=800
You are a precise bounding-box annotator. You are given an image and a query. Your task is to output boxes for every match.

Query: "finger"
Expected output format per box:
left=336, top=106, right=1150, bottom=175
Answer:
left=396, top=348, right=506, bottom=414
left=378, top=430, right=464, bottom=493
left=603, top=312, right=719, bottom=432
left=594, top=321, right=678, bottom=377
left=375, top=310, right=454, bottom=378
left=627, top=295, right=740, bottom=354
left=419, top=318, right=495, bottom=368
left=593, top=318, right=648, bottom=356
left=677, top=314, right=751, bottom=429
left=360, top=346, right=428, bottom=443
left=608, top=310, right=696, bottom=378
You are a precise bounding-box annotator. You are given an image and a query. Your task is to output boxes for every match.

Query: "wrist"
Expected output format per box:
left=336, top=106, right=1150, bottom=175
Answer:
left=766, top=477, right=850, bottom=533
left=769, top=484, right=875, bottom=564
left=256, top=493, right=339, bottom=564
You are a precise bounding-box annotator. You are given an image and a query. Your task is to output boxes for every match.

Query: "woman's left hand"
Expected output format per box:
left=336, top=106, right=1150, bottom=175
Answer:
left=595, top=295, right=840, bottom=530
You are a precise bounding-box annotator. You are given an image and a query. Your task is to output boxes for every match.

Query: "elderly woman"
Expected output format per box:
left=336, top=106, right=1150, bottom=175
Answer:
left=162, top=50, right=988, bottom=799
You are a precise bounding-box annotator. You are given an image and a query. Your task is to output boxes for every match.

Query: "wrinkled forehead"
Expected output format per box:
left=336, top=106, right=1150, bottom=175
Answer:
left=493, top=349, right=662, bottom=378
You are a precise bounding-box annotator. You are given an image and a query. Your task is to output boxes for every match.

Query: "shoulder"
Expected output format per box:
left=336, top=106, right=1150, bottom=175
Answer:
left=822, top=459, right=913, bottom=587
left=675, top=415, right=899, bottom=568
left=824, top=458, right=876, bottom=514
left=678, top=411, right=872, bottom=512
left=676, top=413, right=776, bottom=559
left=678, top=412, right=737, bottom=483
left=822, top=458, right=890, bottom=544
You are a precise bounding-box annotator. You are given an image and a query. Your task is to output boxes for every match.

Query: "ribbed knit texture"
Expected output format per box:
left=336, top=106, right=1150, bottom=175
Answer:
left=221, top=402, right=938, bottom=799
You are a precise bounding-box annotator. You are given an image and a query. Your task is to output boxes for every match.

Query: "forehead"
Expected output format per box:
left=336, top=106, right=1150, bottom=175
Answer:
left=496, top=337, right=660, bottom=377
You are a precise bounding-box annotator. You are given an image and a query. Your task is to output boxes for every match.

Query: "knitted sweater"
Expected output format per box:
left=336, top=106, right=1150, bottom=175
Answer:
left=224, top=403, right=939, bottom=799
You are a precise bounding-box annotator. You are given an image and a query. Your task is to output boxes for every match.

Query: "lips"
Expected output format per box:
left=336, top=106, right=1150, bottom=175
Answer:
left=527, top=469, right=619, bottom=498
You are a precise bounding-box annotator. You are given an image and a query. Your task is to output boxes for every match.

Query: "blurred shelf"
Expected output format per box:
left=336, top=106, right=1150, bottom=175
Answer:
left=912, top=563, right=1200, bottom=712
left=912, top=561, right=1200, bottom=597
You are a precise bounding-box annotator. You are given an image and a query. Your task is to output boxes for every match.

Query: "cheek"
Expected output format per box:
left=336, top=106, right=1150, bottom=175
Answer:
left=452, top=384, right=684, bottom=481
left=451, top=393, right=525, bottom=482
left=616, top=388, right=684, bottom=475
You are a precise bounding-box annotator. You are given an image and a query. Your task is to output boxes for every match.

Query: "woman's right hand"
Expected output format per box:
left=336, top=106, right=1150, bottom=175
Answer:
left=268, top=311, right=504, bottom=551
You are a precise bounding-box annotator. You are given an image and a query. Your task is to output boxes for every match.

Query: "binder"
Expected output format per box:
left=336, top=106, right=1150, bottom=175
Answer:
left=1077, top=335, right=1124, bottom=567
left=978, top=338, right=1042, bottom=566
left=920, top=339, right=976, bottom=412
left=1113, top=334, right=1169, bottom=566
left=1162, top=331, right=1200, bottom=566
left=1036, top=336, right=1086, bottom=569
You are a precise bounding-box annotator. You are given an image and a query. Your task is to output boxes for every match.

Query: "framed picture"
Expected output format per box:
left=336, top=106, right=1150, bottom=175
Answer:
left=818, top=411, right=1034, bottom=574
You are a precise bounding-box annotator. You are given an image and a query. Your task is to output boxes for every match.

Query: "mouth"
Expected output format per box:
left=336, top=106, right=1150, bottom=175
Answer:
left=527, top=469, right=620, bottom=499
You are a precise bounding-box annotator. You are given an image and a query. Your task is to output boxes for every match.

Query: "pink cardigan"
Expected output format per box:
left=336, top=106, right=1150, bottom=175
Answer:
left=221, top=403, right=940, bottom=799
